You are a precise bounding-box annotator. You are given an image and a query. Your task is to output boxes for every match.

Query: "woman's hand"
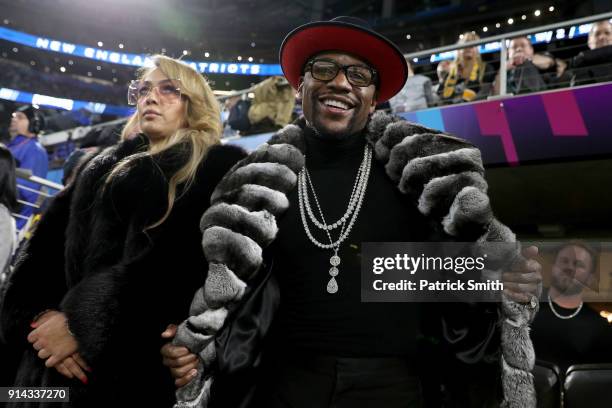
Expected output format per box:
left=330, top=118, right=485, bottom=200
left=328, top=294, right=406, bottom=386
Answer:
left=54, top=353, right=91, bottom=384
left=27, top=311, right=79, bottom=368
left=161, top=324, right=199, bottom=387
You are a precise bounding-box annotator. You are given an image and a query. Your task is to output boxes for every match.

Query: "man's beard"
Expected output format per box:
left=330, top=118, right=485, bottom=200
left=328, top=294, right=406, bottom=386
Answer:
left=551, top=272, right=585, bottom=296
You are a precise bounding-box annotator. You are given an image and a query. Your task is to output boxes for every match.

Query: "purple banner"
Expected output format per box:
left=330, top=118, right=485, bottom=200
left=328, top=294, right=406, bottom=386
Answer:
left=400, top=82, right=612, bottom=166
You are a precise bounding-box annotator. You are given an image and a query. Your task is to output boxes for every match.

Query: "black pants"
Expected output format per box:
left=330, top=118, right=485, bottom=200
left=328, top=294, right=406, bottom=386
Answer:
left=255, top=353, right=423, bottom=408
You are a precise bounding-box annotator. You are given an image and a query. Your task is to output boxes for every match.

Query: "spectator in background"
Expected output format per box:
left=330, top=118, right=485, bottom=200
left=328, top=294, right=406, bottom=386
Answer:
left=389, top=60, right=435, bottom=112
left=7, top=105, right=48, bottom=230
left=441, top=32, right=495, bottom=104
left=0, top=144, right=18, bottom=287
left=531, top=241, right=612, bottom=375
left=493, top=36, right=568, bottom=95
left=432, top=59, right=451, bottom=99
left=571, top=20, right=612, bottom=86
left=247, top=76, right=296, bottom=134
left=0, top=144, right=19, bottom=395
left=588, top=19, right=612, bottom=50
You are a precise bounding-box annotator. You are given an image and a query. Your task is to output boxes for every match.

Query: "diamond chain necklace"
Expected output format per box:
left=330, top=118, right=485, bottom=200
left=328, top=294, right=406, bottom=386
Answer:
left=547, top=294, right=583, bottom=319
left=297, top=144, right=372, bottom=294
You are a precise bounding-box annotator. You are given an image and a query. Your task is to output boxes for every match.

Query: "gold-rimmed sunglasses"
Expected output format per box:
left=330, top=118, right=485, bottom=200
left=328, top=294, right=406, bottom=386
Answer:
left=127, top=79, right=182, bottom=105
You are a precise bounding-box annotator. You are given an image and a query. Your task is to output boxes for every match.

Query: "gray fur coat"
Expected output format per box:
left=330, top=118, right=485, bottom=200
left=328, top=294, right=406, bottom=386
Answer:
left=174, top=111, right=538, bottom=408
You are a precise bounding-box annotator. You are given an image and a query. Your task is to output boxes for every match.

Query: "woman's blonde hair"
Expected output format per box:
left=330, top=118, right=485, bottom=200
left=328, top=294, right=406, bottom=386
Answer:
left=455, top=32, right=483, bottom=70
left=109, top=54, right=222, bottom=229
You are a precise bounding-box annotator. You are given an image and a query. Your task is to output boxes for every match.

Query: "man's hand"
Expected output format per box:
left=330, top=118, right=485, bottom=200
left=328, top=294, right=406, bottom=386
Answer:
left=54, top=353, right=91, bottom=384
left=502, top=246, right=543, bottom=304
left=27, top=311, right=79, bottom=368
left=511, top=54, right=528, bottom=67
left=161, top=324, right=199, bottom=387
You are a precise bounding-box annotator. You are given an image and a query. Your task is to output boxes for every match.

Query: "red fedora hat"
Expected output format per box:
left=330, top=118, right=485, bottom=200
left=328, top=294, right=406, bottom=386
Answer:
left=279, top=16, right=408, bottom=103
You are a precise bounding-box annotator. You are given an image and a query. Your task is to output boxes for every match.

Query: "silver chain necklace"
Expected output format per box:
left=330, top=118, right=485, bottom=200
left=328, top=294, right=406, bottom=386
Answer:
left=297, top=144, right=372, bottom=294
left=548, top=294, right=583, bottom=319
left=302, top=146, right=369, bottom=231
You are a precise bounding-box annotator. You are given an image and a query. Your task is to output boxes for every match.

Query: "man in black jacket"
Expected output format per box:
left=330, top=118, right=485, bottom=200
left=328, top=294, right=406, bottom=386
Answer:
left=162, top=17, right=542, bottom=408
left=571, top=20, right=612, bottom=86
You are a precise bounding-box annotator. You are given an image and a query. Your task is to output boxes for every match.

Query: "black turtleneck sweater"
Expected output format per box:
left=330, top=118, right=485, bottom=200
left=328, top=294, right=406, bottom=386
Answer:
left=270, top=126, right=428, bottom=358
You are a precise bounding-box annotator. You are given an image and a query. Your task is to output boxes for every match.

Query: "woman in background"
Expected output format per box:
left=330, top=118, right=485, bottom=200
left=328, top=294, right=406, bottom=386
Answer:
left=441, top=32, right=495, bottom=103
left=0, top=55, right=245, bottom=407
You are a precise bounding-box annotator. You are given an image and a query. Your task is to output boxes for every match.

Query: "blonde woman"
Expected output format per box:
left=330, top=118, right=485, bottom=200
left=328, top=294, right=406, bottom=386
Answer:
left=0, top=55, right=246, bottom=407
left=441, top=32, right=495, bottom=103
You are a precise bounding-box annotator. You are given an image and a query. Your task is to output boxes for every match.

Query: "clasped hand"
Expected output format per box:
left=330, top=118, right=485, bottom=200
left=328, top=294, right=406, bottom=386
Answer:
left=27, top=310, right=91, bottom=383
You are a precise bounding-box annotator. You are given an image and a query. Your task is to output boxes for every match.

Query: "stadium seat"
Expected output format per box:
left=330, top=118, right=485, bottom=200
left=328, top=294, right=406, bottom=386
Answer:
left=533, top=360, right=561, bottom=408
left=564, top=363, right=612, bottom=408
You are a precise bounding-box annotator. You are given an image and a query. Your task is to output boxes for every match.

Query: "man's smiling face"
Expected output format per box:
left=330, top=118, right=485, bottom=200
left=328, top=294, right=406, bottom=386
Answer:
left=298, top=52, right=377, bottom=138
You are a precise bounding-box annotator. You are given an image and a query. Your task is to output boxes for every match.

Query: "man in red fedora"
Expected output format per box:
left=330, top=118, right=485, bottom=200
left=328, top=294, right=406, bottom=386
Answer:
left=162, top=16, right=542, bottom=408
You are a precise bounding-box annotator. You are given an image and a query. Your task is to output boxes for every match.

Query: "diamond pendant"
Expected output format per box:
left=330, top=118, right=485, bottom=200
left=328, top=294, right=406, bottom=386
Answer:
left=327, top=252, right=340, bottom=294
left=327, top=277, right=338, bottom=294
left=330, top=254, right=340, bottom=266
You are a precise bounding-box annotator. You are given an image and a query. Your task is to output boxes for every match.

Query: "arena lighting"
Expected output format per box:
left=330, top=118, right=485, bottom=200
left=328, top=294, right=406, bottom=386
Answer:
left=248, top=57, right=253, bottom=62
left=96, top=65, right=102, bottom=70
left=482, top=27, right=488, bottom=32
left=12, top=47, right=18, bottom=52
left=495, top=22, right=501, bottom=28
left=213, top=90, right=234, bottom=96
left=204, top=52, right=210, bottom=57
left=97, top=41, right=103, bottom=47
left=250, top=42, right=256, bottom=47
left=535, top=10, right=541, bottom=17
left=549, top=6, right=555, bottom=12
left=406, top=34, right=411, bottom=39
left=0, top=27, right=283, bottom=76
left=237, top=56, right=242, bottom=61
left=0, top=86, right=133, bottom=116
left=60, top=66, right=66, bottom=72
left=68, top=60, right=74, bottom=65
left=600, top=311, right=612, bottom=324
left=508, top=18, right=514, bottom=25
left=182, top=50, right=189, bottom=55
left=118, top=43, right=124, bottom=49
left=522, top=14, right=527, bottom=20
left=412, top=57, right=418, bottom=62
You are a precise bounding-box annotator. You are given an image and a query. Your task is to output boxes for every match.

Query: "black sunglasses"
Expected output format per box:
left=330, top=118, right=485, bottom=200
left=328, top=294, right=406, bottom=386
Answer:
left=304, top=58, right=378, bottom=87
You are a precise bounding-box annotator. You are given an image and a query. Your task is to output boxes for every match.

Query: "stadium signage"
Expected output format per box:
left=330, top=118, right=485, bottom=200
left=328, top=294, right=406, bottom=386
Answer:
left=0, top=27, right=282, bottom=76
left=0, top=87, right=133, bottom=116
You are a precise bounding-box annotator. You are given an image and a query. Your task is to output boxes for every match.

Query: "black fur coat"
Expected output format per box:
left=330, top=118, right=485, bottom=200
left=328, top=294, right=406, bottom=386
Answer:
left=0, top=135, right=246, bottom=407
